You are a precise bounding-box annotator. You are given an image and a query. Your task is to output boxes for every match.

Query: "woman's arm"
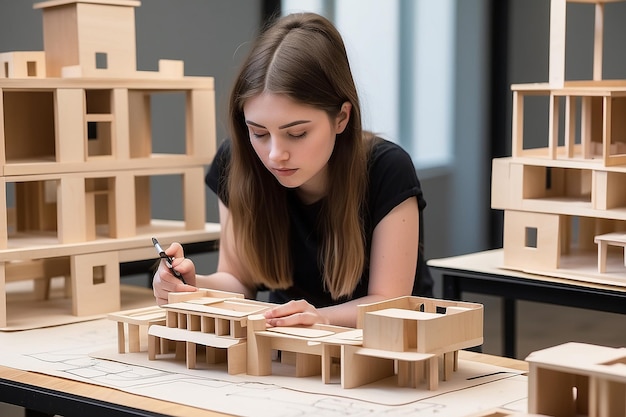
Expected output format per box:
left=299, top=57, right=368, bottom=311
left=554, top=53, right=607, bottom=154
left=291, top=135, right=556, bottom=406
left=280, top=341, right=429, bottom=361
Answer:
left=152, top=200, right=257, bottom=305
left=264, top=196, right=419, bottom=328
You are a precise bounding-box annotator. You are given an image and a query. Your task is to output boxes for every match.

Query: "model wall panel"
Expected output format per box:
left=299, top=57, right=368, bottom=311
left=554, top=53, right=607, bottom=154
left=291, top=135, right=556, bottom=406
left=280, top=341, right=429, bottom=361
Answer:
left=490, top=158, right=511, bottom=210
left=503, top=210, right=561, bottom=270
left=183, top=167, right=206, bottom=230
left=75, top=3, right=136, bottom=77
left=41, top=4, right=79, bottom=77
left=112, top=88, right=130, bottom=160
left=58, top=176, right=86, bottom=243
left=187, top=89, right=216, bottom=157
left=4, top=91, right=56, bottom=161
left=128, top=90, right=151, bottom=158
left=70, top=250, right=120, bottom=316
left=113, top=172, right=136, bottom=238
left=56, top=88, right=85, bottom=163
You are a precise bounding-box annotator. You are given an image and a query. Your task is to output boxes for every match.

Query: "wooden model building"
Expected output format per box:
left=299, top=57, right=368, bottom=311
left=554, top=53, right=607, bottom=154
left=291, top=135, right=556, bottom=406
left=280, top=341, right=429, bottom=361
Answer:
left=0, top=0, right=219, bottom=328
left=109, top=291, right=483, bottom=391
left=491, top=0, right=626, bottom=283
left=525, top=342, right=626, bottom=417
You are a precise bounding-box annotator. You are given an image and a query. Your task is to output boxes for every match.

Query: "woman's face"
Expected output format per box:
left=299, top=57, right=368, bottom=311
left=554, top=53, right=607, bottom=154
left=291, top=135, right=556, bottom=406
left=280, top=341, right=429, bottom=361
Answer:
left=244, top=93, right=350, bottom=204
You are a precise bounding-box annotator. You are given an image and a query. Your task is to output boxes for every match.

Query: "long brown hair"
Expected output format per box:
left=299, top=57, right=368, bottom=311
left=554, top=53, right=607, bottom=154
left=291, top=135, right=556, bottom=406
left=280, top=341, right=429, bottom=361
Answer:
left=227, top=13, right=370, bottom=299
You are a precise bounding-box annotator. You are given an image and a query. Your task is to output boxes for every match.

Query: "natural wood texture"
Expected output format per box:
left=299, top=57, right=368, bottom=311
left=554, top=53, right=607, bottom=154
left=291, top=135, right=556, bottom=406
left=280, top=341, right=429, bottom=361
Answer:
left=496, top=0, right=626, bottom=283
left=107, top=305, right=166, bottom=353
left=0, top=51, right=47, bottom=78
left=148, top=292, right=274, bottom=376
left=139, top=291, right=484, bottom=392
left=0, top=0, right=219, bottom=328
left=346, top=296, right=483, bottom=390
left=595, top=233, right=626, bottom=273
left=526, top=342, right=626, bottom=417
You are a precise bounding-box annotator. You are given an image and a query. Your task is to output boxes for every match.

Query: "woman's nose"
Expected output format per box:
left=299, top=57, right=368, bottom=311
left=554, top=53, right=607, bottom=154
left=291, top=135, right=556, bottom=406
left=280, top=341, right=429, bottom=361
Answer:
left=268, top=138, right=289, bottom=161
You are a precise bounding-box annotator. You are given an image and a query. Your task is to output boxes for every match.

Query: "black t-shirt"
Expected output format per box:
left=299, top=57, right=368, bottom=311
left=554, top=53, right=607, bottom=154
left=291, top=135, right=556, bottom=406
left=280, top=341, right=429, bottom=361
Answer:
left=205, top=138, right=433, bottom=307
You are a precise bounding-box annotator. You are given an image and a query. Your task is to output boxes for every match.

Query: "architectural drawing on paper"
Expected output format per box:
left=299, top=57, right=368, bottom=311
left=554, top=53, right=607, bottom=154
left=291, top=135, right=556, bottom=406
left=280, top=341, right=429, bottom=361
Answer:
left=0, top=0, right=219, bottom=328
left=109, top=291, right=483, bottom=391
left=491, top=0, right=626, bottom=283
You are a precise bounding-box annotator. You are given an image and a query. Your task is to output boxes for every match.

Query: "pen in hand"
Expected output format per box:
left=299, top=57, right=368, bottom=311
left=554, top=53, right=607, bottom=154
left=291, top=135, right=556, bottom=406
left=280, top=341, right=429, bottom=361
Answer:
left=152, top=237, right=187, bottom=284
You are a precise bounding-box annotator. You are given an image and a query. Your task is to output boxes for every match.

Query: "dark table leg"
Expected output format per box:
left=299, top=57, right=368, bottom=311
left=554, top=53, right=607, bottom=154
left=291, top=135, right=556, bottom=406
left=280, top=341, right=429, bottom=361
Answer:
left=442, top=274, right=460, bottom=300
left=503, top=297, right=516, bottom=358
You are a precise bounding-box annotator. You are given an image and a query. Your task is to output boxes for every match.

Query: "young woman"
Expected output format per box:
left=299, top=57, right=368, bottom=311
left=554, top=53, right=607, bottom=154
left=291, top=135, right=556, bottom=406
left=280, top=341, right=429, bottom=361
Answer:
left=153, top=12, right=433, bottom=328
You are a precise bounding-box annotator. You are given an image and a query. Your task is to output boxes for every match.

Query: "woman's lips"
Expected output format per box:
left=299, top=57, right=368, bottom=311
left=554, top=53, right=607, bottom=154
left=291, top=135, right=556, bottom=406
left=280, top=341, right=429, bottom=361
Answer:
left=272, top=168, right=298, bottom=177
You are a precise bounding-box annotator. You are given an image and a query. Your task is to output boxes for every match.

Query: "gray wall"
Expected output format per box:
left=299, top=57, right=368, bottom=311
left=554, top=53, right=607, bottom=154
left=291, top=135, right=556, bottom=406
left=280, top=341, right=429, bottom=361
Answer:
left=507, top=0, right=626, bottom=152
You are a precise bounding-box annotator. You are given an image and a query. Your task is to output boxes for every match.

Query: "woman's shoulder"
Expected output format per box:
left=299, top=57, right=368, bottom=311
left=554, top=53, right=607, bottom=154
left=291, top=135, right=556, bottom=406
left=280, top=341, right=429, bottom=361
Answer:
left=206, top=138, right=232, bottom=196
left=368, top=136, right=415, bottom=171
left=211, top=139, right=233, bottom=172
left=216, top=138, right=232, bottom=157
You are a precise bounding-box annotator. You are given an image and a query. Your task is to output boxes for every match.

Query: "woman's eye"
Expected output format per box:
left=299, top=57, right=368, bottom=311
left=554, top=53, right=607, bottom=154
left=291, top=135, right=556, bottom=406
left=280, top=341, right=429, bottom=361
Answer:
left=288, top=132, right=306, bottom=139
left=251, top=131, right=268, bottom=139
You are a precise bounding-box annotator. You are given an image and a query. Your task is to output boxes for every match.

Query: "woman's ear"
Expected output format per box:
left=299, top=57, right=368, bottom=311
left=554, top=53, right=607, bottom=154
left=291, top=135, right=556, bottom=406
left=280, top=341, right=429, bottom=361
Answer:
left=335, top=101, right=352, bottom=134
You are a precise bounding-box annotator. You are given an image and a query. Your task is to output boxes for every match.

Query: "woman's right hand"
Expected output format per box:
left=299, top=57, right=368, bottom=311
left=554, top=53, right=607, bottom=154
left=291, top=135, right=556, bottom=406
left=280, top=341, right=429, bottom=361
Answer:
left=152, top=242, right=198, bottom=305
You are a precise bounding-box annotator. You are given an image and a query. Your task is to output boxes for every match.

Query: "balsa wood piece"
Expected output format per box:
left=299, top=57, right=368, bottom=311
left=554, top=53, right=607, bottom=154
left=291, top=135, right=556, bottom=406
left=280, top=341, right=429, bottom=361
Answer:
left=188, top=89, right=216, bottom=158
left=112, top=88, right=130, bottom=160
left=158, top=59, right=184, bottom=78
left=548, top=0, right=566, bottom=87
left=70, top=251, right=120, bottom=316
left=108, top=305, right=166, bottom=353
left=0, top=51, right=47, bottom=78
left=593, top=3, right=604, bottom=81
left=56, top=89, right=85, bottom=164
left=58, top=176, right=87, bottom=244
left=340, top=344, right=395, bottom=389
left=113, top=172, right=135, bottom=238
left=594, top=233, right=626, bottom=273
left=183, top=167, right=206, bottom=230
left=246, top=314, right=272, bottom=376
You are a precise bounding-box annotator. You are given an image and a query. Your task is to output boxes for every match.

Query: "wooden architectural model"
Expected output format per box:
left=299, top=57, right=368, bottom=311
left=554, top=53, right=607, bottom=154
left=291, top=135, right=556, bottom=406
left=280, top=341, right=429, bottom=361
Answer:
left=525, top=342, right=626, bottom=417
left=108, top=291, right=483, bottom=391
left=491, top=0, right=626, bottom=283
left=0, top=0, right=219, bottom=328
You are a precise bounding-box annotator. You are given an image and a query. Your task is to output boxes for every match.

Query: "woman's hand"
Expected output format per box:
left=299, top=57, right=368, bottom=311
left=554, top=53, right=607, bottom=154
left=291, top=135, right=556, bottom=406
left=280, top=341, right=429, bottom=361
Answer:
left=263, top=299, right=330, bottom=327
left=152, top=242, right=198, bottom=305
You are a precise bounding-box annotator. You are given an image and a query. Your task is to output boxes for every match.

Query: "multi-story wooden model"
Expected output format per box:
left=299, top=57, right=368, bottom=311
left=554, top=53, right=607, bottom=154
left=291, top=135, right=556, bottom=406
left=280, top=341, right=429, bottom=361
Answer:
left=116, top=291, right=483, bottom=391
left=0, top=0, right=219, bottom=328
left=491, top=0, right=626, bottom=282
